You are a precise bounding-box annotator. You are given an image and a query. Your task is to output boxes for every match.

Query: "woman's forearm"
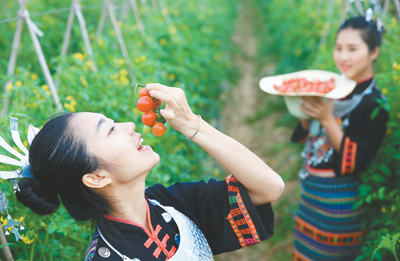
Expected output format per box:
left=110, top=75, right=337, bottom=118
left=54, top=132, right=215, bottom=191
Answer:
left=191, top=120, right=285, bottom=206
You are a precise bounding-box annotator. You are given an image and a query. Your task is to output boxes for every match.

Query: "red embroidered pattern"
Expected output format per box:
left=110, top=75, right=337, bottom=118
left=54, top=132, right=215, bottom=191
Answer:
left=294, top=216, right=364, bottom=246
left=105, top=201, right=177, bottom=260
left=341, top=137, right=358, bottom=175
left=225, top=175, right=261, bottom=248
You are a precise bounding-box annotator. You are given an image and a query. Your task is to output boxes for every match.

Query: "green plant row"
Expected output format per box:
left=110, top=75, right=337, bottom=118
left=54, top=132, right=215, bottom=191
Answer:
left=0, top=0, right=239, bottom=259
left=253, top=0, right=400, bottom=259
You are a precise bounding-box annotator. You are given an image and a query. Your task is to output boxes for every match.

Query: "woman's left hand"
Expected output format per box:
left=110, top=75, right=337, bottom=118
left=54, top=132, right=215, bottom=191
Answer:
left=300, top=96, right=334, bottom=125
left=144, top=83, right=200, bottom=138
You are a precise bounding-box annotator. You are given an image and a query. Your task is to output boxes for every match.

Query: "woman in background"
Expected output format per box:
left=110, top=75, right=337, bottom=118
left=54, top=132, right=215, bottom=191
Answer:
left=292, top=16, right=389, bottom=260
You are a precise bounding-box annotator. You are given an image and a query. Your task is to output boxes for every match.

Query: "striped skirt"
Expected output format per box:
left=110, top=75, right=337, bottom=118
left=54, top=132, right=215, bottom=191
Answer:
left=293, top=175, right=366, bottom=261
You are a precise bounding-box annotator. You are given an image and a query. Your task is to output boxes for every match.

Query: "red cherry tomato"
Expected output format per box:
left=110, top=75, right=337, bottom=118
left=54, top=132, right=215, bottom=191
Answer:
left=142, top=111, right=157, bottom=126
left=152, top=122, right=166, bottom=137
left=139, top=88, right=150, bottom=97
left=137, top=96, right=153, bottom=112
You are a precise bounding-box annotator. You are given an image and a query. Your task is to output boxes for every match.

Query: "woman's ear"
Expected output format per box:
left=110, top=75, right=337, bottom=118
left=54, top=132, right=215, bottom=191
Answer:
left=371, top=46, right=380, bottom=62
left=82, top=170, right=112, bottom=189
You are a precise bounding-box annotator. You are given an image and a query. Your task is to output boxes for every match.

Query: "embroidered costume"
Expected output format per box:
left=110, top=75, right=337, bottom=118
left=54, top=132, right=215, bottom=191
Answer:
left=85, top=175, right=275, bottom=260
left=291, top=78, right=388, bottom=260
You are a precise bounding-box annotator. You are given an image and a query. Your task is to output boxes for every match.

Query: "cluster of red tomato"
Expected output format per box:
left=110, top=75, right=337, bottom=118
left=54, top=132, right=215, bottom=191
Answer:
left=136, top=85, right=167, bottom=137
left=273, top=77, right=335, bottom=94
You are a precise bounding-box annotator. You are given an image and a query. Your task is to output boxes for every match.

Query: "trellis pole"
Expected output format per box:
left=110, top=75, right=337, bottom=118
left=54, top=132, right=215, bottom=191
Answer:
left=393, top=0, right=400, bottom=19
left=54, top=0, right=98, bottom=89
left=319, top=0, right=337, bottom=47
left=383, top=0, right=390, bottom=17
left=157, top=0, right=172, bottom=26
left=96, top=0, right=136, bottom=83
left=129, top=0, right=146, bottom=37
left=0, top=223, right=13, bottom=261
left=1, top=0, right=62, bottom=117
left=119, top=0, right=146, bottom=38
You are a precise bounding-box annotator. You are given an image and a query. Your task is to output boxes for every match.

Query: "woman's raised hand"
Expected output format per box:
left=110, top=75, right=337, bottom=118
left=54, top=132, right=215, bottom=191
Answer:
left=144, top=83, right=200, bottom=138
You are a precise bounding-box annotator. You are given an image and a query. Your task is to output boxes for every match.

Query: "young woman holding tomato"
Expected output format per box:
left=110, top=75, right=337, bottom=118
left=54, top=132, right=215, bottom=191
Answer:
left=15, top=83, right=284, bottom=260
left=291, top=16, right=389, bottom=260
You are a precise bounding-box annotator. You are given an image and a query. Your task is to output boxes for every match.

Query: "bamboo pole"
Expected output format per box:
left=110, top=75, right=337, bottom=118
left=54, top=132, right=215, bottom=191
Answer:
left=1, top=5, right=24, bottom=117
left=96, top=2, right=107, bottom=39
left=129, top=0, right=146, bottom=37
left=157, top=0, right=172, bottom=26
left=393, top=0, right=400, bottom=20
left=105, top=0, right=136, bottom=82
left=54, top=0, right=76, bottom=88
left=319, top=0, right=336, bottom=47
left=0, top=223, right=13, bottom=261
left=74, top=0, right=98, bottom=71
left=383, top=0, right=390, bottom=17
left=24, top=8, right=63, bottom=111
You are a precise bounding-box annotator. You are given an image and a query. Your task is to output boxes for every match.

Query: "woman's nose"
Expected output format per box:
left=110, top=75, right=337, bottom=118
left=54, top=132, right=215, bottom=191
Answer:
left=120, top=122, right=136, bottom=135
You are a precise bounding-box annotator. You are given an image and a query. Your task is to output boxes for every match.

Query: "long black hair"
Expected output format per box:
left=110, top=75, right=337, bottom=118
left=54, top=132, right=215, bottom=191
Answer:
left=15, top=113, right=113, bottom=235
left=337, top=16, right=383, bottom=52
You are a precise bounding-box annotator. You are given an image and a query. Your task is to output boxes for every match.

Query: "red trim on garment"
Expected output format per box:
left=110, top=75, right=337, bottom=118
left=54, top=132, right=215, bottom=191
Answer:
left=341, top=137, right=358, bottom=175
left=104, top=200, right=176, bottom=259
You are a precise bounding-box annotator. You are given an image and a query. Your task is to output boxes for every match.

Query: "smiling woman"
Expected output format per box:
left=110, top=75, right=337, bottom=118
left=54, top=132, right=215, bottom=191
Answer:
left=291, top=16, right=389, bottom=261
left=14, top=83, right=284, bottom=260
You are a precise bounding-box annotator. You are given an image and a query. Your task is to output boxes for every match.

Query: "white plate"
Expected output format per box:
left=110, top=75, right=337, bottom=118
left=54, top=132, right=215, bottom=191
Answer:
left=259, top=70, right=357, bottom=119
left=259, top=70, right=356, bottom=99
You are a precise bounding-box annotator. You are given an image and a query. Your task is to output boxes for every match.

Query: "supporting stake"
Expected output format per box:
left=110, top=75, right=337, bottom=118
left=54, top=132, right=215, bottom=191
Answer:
left=105, top=0, right=136, bottom=83
left=0, top=223, right=13, bottom=261
left=1, top=0, right=63, bottom=116
left=55, top=0, right=98, bottom=88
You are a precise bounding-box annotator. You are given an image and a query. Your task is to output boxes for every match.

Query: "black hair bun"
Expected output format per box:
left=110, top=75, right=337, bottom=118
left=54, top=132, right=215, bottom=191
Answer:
left=15, top=177, right=60, bottom=215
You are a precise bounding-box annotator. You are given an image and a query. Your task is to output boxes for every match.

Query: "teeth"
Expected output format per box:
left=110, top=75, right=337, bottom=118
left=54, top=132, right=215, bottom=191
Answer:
left=140, top=138, right=144, bottom=145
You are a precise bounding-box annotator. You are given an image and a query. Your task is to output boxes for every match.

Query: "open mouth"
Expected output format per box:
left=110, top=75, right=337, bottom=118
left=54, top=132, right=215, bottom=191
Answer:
left=137, top=137, right=145, bottom=151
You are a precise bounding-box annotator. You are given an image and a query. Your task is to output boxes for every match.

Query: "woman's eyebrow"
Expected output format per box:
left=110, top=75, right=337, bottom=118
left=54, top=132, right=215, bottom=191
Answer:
left=96, top=118, right=106, bottom=135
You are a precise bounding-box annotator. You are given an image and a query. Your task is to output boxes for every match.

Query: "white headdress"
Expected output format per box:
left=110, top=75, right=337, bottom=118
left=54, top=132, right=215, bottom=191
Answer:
left=0, top=117, right=40, bottom=241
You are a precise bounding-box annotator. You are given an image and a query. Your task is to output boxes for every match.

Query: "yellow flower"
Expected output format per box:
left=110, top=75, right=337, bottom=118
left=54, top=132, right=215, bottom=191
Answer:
left=118, top=58, right=125, bottom=66
left=213, top=53, right=221, bottom=61
left=135, top=57, right=141, bottom=64
left=6, top=82, right=13, bottom=91
left=381, top=88, right=388, bottom=95
left=22, top=235, right=34, bottom=245
left=66, top=95, right=74, bottom=101
left=381, top=207, right=386, bottom=213
left=120, top=75, right=129, bottom=85
left=97, top=38, right=104, bottom=46
left=79, top=76, right=88, bottom=87
left=86, top=60, right=94, bottom=71
left=32, top=103, right=38, bottom=108
left=109, top=30, right=116, bottom=37
left=118, top=21, right=123, bottom=28
left=120, top=69, right=128, bottom=76
left=31, top=73, right=38, bottom=80
left=393, top=62, right=400, bottom=70
left=42, top=84, right=49, bottom=91
left=159, top=38, right=167, bottom=46
left=16, top=81, right=22, bottom=87
left=23, top=140, right=28, bottom=147
left=140, top=6, right=147, bottom=13
left=140, top=56, right=146, bottom=62
left=69, top=105, right=76, bottom=113
left=73, top=53, right=84, bottom=61
left=394, top=75, right=399, bottom=81
left=15, top=216, right=25, bottom=222
left=0, top=216, right=7, bottom=226
left=169, top=73, right=176, bottom=80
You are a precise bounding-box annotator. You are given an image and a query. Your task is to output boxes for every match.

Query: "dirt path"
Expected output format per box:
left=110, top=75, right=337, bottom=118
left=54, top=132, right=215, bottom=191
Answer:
left=215, top=1, right=299, bottom=260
